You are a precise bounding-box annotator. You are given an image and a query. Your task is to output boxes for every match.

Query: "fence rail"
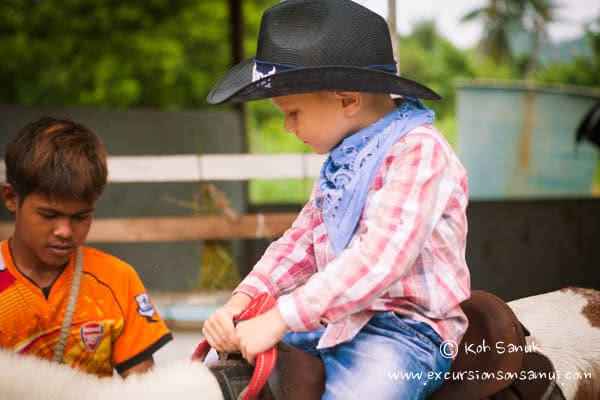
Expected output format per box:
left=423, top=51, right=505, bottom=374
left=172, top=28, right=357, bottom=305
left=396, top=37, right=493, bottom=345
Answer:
left=1, top=153, right=326, bottom=183
left=0, top=153, right=316, bottom=241
left=0, top=213, right=298, bottom=242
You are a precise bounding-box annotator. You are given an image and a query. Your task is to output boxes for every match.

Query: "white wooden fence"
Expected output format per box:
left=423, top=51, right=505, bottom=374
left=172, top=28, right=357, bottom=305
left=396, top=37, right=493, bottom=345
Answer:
left=0, top=154, right=326, bottom=242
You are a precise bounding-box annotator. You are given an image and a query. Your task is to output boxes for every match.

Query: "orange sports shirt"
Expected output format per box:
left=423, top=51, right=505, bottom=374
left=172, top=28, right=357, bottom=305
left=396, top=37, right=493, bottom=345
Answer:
left=0, top=240, right=172, bottom=376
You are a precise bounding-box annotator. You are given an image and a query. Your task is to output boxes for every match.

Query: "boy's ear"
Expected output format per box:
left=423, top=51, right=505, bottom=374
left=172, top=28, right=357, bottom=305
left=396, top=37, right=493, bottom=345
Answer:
left=2, top=183, right=19, bottom=213
left=335, top=92, right=362, bottom=116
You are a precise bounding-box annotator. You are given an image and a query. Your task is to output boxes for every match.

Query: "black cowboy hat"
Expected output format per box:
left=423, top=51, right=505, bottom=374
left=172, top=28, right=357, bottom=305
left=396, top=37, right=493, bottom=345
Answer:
left=207, top=0, right=441, bottom=104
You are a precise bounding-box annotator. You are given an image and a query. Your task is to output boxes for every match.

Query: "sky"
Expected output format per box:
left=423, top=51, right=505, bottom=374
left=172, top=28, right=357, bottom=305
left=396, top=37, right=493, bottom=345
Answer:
left=356, top=0, right=599, bottom=49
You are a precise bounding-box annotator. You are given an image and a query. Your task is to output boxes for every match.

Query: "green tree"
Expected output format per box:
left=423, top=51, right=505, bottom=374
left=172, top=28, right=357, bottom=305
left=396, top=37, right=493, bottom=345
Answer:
left=462, top=0, right=558, bottom=76
left=535, top=16, right=600, bottom=87
left=462, top=0, right=524, bottom=63
left=0, top=0, right=275, bottom=108
left=399, top=21, right=474, bottom=123
left=521, top=0, right=559, bottom=78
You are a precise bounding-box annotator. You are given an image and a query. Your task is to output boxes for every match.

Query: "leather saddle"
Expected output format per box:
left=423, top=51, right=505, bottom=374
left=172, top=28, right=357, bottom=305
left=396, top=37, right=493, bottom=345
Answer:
left=208, top=342, right=325, bottom=400
left=206, top=290, right=564, bottom=400
left=428, top=290, right=563, bottom=400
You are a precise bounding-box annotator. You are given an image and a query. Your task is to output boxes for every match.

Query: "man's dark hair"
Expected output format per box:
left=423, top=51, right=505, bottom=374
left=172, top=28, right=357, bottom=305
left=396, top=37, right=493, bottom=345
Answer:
left=4, top=116, right=108, bottom=202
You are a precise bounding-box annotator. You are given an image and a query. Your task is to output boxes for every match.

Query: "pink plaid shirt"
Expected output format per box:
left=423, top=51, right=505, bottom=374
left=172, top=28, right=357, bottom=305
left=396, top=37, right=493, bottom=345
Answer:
left=236, top=125, right=471, bottom=349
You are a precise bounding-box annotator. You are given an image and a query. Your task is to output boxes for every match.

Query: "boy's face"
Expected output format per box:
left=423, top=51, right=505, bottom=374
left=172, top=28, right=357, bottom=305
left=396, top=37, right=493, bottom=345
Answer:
left=2, top=184, right=95, bottom=271
left=272, top=92, right=360, bottom=154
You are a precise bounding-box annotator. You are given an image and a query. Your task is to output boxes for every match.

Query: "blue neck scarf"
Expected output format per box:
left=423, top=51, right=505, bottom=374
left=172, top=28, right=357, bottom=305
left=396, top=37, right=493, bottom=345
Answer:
left=317, top=98, right=435, bottom=254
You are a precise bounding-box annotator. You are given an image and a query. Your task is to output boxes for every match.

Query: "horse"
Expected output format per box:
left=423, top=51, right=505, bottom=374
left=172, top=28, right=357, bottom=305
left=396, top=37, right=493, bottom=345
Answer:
left=507, top=288, right=600, bottom=399
left=1, top=287, right=598, bottom=400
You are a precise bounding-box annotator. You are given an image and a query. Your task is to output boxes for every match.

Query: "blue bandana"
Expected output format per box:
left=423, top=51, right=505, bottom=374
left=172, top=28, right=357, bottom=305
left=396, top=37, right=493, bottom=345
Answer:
left=316, top=99, right=435, bottom=254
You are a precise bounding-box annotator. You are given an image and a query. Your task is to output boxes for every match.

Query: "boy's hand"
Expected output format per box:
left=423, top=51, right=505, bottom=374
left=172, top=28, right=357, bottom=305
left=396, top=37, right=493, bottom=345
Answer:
left=236, top=307, right=289, bottom=364
left=202, top=293, right=252, bottom=353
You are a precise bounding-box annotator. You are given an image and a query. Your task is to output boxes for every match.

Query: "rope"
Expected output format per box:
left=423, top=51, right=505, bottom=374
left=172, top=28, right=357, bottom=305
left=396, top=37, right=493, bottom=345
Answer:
left=52, top=247, right=83, bottom=364
left=191, top=292, right=278, bottom=400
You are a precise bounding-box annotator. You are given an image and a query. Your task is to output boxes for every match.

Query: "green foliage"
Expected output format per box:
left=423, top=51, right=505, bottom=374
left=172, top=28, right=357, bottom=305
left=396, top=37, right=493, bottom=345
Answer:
left=535, top=58, right=600, bottom=87
left=399, top=21, right=469, bottom=122
left=588, top=17, right=600, bottom=59
left=469, top=54, right=517, bottom=80
left=0, top=0, right=274, bottom=108
left=461, top=3, right=514, bottom=64
left=460, top=0, right=559, bottom=68
left=534, top=17, right=600, bottom=87
left=249, top=178, right=314, bottom=204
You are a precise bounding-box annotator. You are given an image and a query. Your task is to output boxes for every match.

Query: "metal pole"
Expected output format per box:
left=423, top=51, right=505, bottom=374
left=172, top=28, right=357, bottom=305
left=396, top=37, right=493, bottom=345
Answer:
left=228, top=0, right=252, bottom=277
left=229, top=0, right=248, bottom=188
left=387, top=0, right=400, bottom=75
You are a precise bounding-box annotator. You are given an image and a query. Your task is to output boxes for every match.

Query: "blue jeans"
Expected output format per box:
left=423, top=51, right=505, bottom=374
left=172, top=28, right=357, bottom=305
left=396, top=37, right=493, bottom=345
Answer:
left=282, top=312, right=451, bottom=400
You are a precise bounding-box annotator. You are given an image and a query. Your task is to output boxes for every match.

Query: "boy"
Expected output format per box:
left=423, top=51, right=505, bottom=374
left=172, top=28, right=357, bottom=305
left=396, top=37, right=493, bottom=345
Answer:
left=203, top=1, right=470, bottom=399
left=0, top=117, right=172, bottom=377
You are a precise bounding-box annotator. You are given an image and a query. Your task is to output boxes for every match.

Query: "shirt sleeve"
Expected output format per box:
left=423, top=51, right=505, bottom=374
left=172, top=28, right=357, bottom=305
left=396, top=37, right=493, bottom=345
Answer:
left=234, top=195, right=320, bottom=299
left=112, top=266, right=172, bottom=374
left=277, top=134, right=453, bottom=332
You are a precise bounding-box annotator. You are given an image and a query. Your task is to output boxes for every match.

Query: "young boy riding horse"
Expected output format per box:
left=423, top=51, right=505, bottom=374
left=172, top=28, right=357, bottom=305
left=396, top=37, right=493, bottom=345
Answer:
left=203, top=1, right=471, bottom=398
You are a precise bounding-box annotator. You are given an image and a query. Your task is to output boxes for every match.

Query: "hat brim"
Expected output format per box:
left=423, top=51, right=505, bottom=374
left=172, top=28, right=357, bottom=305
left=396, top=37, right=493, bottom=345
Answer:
left=207, top=58, right=441, bottom=104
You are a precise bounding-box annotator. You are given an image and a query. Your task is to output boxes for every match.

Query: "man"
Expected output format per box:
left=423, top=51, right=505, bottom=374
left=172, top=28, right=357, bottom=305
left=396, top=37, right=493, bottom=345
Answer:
left=0, top=117, right=172, bottom=377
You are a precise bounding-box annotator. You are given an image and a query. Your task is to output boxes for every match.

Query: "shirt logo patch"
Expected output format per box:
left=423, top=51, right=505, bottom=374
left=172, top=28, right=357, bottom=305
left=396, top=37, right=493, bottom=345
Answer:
left=80, top=322, right=104, bottom=352
left=135, top=293, right=156, bottom=320
left=0, top=256, right=16, bottom=293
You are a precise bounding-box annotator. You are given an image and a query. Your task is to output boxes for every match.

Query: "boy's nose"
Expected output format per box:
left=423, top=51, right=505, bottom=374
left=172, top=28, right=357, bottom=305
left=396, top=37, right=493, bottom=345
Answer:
left=53, top=219, right=73, bottom=239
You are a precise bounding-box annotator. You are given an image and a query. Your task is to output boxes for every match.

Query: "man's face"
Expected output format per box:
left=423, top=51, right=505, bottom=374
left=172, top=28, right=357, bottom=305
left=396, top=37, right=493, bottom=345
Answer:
left=2, top=184, right=95, bottom=270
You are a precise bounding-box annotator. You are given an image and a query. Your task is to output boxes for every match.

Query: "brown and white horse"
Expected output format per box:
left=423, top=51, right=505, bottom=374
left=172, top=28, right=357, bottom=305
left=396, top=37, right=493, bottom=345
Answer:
left=0, top=347, right=223, bottom=400
left=507, top=288, right=600, bottom=399
left=1, top=288, right=598, bottom=400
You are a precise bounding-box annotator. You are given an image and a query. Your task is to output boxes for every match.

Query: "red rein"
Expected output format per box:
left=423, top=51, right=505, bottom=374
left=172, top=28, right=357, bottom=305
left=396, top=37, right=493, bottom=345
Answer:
left=191, top=293, right=278, bottom=400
